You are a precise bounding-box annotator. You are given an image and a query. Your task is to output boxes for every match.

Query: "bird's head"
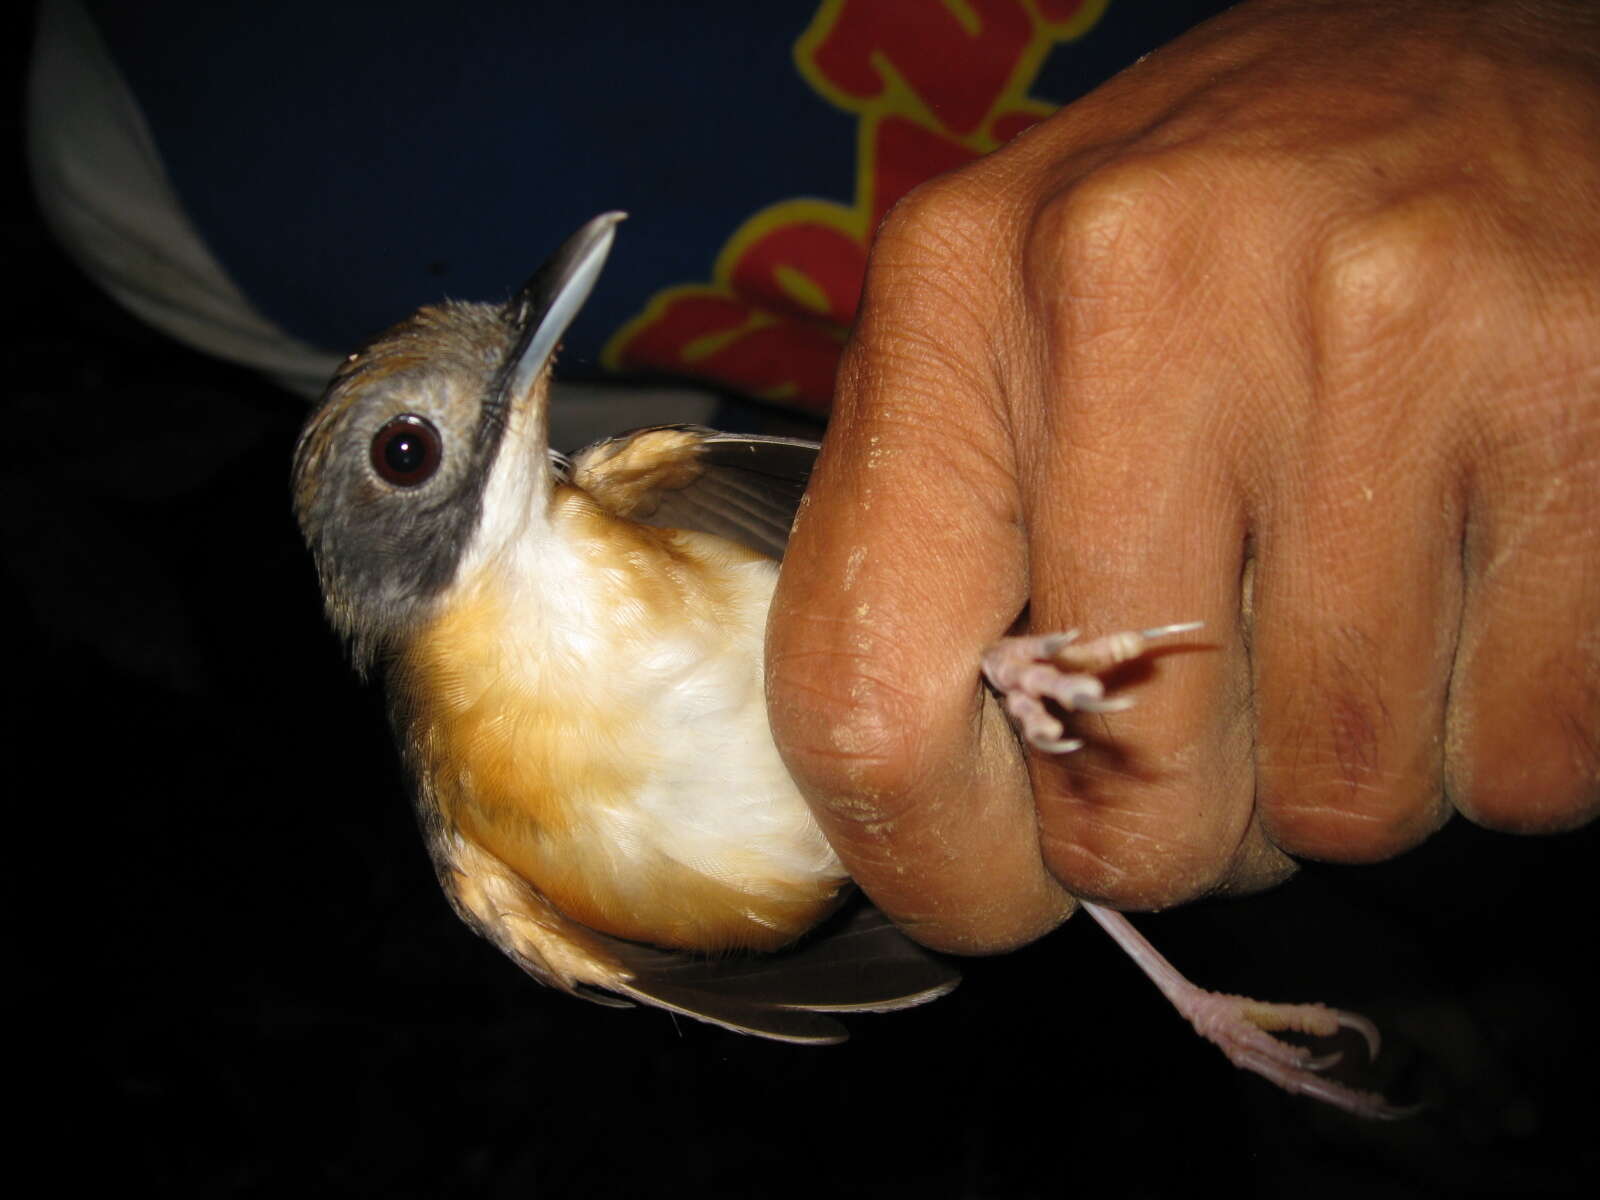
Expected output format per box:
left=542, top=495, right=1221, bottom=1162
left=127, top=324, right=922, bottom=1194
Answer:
left=291, top=211, right=624, bottom=670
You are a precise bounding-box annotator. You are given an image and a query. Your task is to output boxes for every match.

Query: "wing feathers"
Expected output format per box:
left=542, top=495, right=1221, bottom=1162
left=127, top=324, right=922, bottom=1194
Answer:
left=598, top=905, right=959, bottom=1041
left=570, top=426, right=818, bottom=560
left=439, top=831, right=956, bottom=1042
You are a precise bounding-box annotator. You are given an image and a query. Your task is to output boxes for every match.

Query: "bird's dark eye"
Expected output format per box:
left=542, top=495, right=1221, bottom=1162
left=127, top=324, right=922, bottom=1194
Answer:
left=370, top=414, right=442, bottom=486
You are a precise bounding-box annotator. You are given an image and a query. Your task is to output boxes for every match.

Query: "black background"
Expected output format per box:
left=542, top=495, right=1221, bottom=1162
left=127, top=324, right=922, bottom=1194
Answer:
left=11, top=9, right=1596, bottom=1197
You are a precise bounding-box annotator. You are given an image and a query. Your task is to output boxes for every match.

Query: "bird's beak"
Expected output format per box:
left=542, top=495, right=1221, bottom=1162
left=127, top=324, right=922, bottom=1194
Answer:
left=492, top=211, right=627, bottom=413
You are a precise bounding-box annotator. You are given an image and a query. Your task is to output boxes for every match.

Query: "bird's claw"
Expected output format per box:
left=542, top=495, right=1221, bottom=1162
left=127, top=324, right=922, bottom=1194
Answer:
left=981, top=623, right=1202, bottom=753
left=1184, top=991, right=1412, bottom=1119
left=1082, top=904, right=1415, bottom=1120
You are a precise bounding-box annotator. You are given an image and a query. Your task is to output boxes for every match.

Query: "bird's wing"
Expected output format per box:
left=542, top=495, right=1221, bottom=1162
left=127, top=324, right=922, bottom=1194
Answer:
left=563, top=426, right=818, bottom=560
left=595, top=905, right=959, bottom=1043
left=430, top=826, right=956, bottom=1044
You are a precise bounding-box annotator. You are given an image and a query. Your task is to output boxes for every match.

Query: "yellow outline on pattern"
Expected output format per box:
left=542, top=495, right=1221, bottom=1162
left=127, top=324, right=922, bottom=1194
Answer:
left=602, top=0, right=1108, bottom=384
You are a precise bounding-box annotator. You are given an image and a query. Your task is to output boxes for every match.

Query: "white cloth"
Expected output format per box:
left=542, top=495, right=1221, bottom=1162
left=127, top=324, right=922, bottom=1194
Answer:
left=25, top=0, right=726, bottom=449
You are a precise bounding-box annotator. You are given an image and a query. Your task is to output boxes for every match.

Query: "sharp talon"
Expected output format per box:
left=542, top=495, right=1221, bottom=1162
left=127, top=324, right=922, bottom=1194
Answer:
left=1337, top=1011, right=1382, bottom=1061
left=1377, top=1102, right=1429, bottom=1122
left=985, top=622, right=1205, bottom=759
left=1304, top=1049, right=1344, bottom=1072
left=1139, top=620, right=1204, bottom=639
left=1072, top=696, right=1135, bottom=714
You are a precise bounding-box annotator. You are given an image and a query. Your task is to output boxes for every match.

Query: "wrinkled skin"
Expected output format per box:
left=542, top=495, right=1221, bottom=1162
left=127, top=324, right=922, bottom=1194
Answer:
left=768, top=0, right=1600, bottom=953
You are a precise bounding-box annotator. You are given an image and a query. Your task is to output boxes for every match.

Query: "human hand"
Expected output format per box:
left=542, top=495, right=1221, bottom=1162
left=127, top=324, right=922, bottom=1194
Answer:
left=767, top=0, right=1600, bottom=952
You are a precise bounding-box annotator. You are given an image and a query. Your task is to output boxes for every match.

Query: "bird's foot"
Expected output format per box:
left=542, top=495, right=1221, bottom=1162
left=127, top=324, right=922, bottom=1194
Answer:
left=1083, top=903, right=1415, bottom=1119
left=980, top=623, right=1203, bottom=752
left=986, top=623, right=1412, bottom=1117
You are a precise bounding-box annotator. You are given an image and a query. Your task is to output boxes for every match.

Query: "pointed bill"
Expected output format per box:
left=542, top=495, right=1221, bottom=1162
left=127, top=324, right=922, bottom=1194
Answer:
left=494, top=210, right=626, bottom=409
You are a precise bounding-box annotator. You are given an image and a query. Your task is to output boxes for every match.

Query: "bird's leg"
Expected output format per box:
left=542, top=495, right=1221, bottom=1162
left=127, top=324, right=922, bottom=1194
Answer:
left=1081, top=903, right=1411, bottom=1119
left=982, top=622, right=1411, bottom=1119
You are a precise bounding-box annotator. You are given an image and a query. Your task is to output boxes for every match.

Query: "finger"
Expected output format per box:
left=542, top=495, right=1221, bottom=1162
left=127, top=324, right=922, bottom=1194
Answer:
left=1250, top=463, right=1462, bottom=861
left=1012, top=159, right=1288, bottom=910
left=1023, top=390, right=1271, bottom=909
left=1447, top=389, right=1600, bottom=832
left=1249, top=200, right=1473, bottom=860
left=767, top=184, right=1072, bottom=953
left=1441, top=158, right=1600, bottom=832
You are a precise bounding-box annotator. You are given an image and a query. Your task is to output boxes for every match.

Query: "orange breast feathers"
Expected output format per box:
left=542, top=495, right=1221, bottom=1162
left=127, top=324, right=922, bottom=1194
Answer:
left=394, top=487, right=845, bottom=953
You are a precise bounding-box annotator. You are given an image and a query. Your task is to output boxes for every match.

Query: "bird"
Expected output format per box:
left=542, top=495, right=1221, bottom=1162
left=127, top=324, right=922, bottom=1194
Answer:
left=292, top=211, right=1407, bottom=1118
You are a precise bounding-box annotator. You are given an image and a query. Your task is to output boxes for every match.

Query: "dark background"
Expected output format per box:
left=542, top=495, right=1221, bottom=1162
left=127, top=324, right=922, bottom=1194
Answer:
left=11, top=11, right=1596, bottom=1198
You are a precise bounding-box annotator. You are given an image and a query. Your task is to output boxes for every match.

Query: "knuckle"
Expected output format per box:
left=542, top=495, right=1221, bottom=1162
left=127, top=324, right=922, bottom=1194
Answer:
left=852, top=174, right=1006, bottom=397
left=1025, top=154, right=1196, bottom=305
left=1310, top=191, right=1468, bottom=356
left=870, top=171, right=997, bottom=286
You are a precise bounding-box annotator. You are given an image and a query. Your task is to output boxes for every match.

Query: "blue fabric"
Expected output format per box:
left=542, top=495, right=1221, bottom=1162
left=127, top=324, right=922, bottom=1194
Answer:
left=85, top=1, right=1231, bottom=377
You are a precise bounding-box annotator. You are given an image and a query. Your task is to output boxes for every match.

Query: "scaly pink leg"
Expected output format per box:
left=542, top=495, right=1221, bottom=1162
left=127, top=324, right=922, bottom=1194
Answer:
left=983, top=623, right=1411, bottom=1119
left=1083, top=903, right=1412, bottom=1119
